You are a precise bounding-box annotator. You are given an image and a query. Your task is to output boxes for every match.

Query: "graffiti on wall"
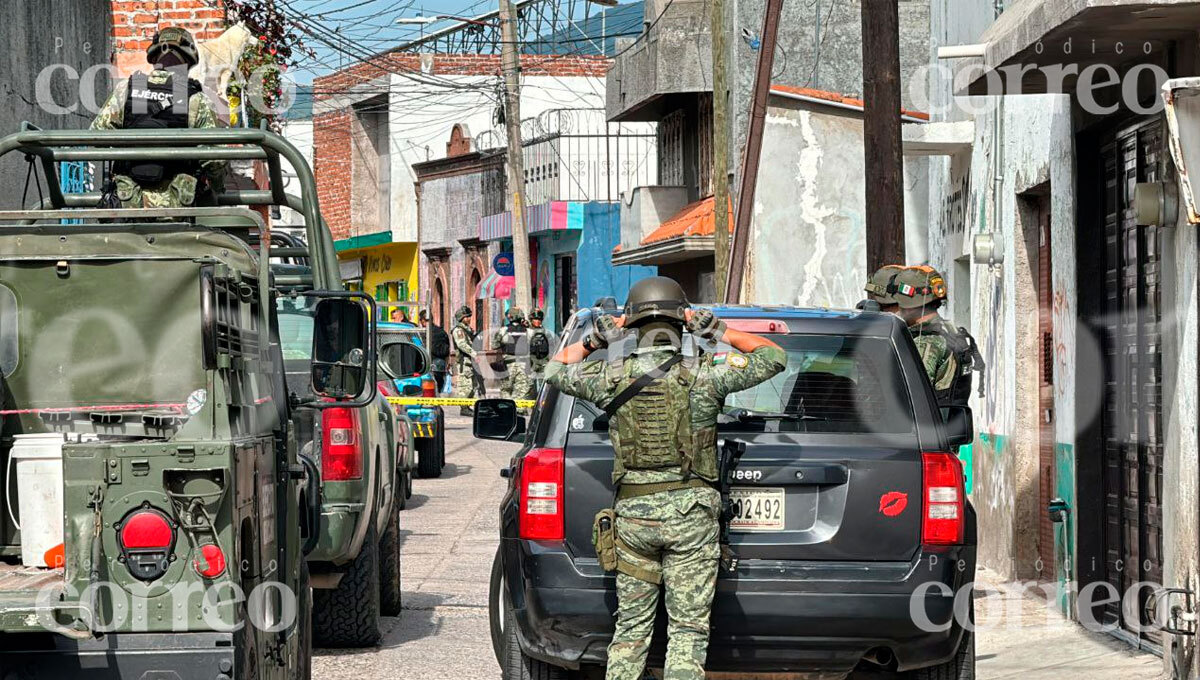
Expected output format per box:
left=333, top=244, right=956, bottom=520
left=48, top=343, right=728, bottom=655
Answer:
left=942, top=169, right=971, bottom=235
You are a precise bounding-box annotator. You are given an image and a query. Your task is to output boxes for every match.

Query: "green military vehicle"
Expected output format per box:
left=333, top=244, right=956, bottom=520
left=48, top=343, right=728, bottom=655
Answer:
left=0, top=125, right=377, bottom=678
left=276, top=268, right=424, bottom=647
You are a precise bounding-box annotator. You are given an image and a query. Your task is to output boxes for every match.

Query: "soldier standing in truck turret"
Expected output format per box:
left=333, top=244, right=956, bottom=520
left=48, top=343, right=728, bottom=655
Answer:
left=91, top=27, right=225, bottom=208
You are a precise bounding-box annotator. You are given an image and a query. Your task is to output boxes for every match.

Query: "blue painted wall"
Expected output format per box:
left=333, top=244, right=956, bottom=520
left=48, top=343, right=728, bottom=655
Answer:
left=578, top=203, right=657, bottom=312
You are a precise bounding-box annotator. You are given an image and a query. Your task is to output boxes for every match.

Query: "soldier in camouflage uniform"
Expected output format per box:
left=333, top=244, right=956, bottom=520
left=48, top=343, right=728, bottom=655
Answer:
left=546, top=277, right=786, bottom=680
left=527, top=309, right=553, bottom=389
left=493, top=307, right=534, bottom=402
left=891, top=266, right=958, bottom=394
left=91, top=27, right=224, bottom=209
left=451, top=305, right=481, bottom=415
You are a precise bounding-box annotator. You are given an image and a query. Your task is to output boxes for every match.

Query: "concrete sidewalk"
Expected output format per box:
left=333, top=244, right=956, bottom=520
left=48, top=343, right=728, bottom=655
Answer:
left=973, top=569, right=1165, bottom=680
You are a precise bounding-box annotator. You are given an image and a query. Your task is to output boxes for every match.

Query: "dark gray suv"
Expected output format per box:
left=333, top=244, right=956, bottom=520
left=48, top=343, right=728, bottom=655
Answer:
left=476, top=306, right=978, bottom=680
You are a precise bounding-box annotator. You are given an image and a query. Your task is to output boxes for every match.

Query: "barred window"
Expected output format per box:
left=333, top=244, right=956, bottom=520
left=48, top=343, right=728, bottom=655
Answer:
left=658, top=109, right=685, bottom=186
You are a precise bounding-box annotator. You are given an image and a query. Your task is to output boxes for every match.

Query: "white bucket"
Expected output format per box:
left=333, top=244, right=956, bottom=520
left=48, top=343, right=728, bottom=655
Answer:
left=10, top=433, right=66, bottom=568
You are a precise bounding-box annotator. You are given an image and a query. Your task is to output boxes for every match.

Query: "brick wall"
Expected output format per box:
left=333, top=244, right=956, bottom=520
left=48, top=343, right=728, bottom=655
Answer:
left=313, top=110, right=353, bottom=239
left=110, top=0, right=226, bottom=76
left=312, top=52, right=610, bottom=242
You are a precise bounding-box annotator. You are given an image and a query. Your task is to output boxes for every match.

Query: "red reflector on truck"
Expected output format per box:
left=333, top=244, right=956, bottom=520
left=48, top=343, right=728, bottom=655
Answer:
left=120, top=510, right=174, bottom=549
left=519, top=448, right=565, bottom=541
left=194, top=543, right=227, bottom=579
left=116, top=507, right=176, bottom=582
left=921, top=452, right=965, bottom=545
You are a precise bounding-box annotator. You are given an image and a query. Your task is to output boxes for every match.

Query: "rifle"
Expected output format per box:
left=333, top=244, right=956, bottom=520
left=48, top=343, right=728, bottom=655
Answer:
left=717, top=438, right=747, bottom=574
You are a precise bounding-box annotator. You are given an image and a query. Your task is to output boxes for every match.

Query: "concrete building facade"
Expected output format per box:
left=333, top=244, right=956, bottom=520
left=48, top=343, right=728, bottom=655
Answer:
left=917, top=0, right=1200, bottom=675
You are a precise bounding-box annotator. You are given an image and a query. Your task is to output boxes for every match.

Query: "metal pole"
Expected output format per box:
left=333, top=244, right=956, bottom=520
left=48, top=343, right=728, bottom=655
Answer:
left=711, top=0, right=730, bottom=301
left=499, top=0, right=534, bottom=311
left=860, top=0, right=906, bottom=272
left=724, top=0, right=783, bottom=304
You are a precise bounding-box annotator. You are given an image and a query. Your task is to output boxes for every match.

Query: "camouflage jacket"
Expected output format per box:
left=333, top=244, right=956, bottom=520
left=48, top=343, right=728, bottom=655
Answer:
left=451, top=322, right=477, bottom=360
left=909, top=314, right=958, bottom=394
left=546, top=344, right=786, bottom=485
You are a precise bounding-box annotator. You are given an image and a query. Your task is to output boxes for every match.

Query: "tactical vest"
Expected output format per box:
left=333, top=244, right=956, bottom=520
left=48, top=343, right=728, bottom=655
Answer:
left=116, top=72, right=203, bottom=185
left=605, top=354, right=718, bottom=482
left=913, top=319, right=985, bottom=407
left=501, top=322, right=526, bottom=357
left=529, top=328, right=550, bottom=360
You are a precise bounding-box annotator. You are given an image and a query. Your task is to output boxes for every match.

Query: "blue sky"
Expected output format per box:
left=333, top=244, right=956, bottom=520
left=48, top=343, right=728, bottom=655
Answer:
left=280, top=0, right=642, bottom=85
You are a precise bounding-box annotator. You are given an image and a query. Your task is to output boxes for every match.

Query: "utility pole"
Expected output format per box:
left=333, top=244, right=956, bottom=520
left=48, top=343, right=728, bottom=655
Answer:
left=498, top=0, right=533, bottom=311
left=724, top=0, right=782, bottom=303
left=711, top=0, right=730, bottom=296
left=861, top=0, right=906, bottom=272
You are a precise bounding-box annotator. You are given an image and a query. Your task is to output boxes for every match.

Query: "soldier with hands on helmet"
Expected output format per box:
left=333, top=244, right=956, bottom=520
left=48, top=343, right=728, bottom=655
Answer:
left=493, top=306, right=535, bottom=402
left=527, top=308, right=554, bottom=387
left=451, top=305, right=482, bottom=415
left=91, top=27, right=225, bottom=208
left=545, top=277, right=786, bottom=680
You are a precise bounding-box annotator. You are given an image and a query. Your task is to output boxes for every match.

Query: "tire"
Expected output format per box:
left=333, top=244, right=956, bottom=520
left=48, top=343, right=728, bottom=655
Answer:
left=489, top=546, right=506, bottom=667
left=503, top=609, right=573, bottom=680
left=313, top=521, right=382, bottom=648
left=417, top=436, right=442, bottom=479
left=906, top=599, right=975, bottom=680
left=379, top=492, right=404, bottom=617
left=294, top=560, right=313, bottom=680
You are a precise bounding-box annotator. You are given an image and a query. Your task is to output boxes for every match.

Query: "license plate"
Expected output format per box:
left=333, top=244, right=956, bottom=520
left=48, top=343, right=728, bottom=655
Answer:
left=729, top=487, right=785, bottom=532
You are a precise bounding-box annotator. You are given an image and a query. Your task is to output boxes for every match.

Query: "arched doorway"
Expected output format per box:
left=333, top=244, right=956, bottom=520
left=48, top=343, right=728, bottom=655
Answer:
left=433, top=277, right=447, bottom=328
left=467, top=266, right=484, bottom=333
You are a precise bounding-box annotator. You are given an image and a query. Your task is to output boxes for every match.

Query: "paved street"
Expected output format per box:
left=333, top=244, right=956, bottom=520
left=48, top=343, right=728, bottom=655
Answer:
left=314, top=415, right=1165, bottom=680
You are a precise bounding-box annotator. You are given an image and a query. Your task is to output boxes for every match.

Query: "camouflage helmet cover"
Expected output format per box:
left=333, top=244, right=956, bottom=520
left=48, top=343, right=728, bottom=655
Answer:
left=864, top=265, right=905, bottom=305
left=454, top=305, right=473, bottom=322
left=506, top=306, right=526, bottom=323
left=148, top=27, right=200, bottom=68
left=529, top=309, right=545, bottom=321
left=892, top=266, right=949, bottom=309
left=623, top=276, right=689, bottom=328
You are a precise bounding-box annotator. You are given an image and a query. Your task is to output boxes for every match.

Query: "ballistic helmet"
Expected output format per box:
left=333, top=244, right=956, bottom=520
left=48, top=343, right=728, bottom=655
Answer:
left=864, top=265, right=904, bottom=305
left=506, top=307, right=526, bottom=323
left=623, top=276, right=688, bottom=328
left=529, top=309, right=545, bottom=321
left=148, top=27, right=200, bottom=69
left=892, top=266, right=948, bottom=310
left=454, top=305, right=473, bottom=323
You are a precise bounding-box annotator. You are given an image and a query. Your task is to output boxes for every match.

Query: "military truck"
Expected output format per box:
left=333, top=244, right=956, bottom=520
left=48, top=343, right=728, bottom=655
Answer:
left=0, top=125, right=373, bottom=678
left=276, top=275, right=423, bottom=647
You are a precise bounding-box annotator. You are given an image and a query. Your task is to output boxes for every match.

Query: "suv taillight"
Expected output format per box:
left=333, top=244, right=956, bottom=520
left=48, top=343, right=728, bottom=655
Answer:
left=322, top=407, right=363, bottom=480
left=421, top=378, right=437, bottom=397
left=116, top=507, right=176, bottom=582
left=922, top=452, right=965, bottom=545
left=519, top=448, right=565, bottom=541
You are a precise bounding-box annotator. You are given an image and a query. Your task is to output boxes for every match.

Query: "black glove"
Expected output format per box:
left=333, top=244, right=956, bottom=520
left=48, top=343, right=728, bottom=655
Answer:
left=687, top=308, right=726, bottom=341
left=584, top=315, right=624, bottom=351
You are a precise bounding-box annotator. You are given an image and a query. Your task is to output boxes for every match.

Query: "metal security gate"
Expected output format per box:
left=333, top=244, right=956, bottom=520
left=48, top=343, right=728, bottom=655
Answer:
left=1097, top=119, right=1165, bottom=647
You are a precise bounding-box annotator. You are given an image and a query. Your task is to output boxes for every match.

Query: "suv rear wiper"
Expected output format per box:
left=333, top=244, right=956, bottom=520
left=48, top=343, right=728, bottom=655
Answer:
left=725, top=407, right=820, bottom=421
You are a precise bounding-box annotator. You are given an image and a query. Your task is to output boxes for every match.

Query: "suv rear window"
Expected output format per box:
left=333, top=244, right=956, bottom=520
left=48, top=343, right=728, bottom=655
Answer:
left=560, top=318, right=916, bottom=436
left=720, top=334, right=915, bottom=434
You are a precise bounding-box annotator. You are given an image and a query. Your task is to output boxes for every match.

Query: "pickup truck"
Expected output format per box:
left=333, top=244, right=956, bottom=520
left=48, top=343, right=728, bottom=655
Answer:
left=277, top=292, right=414, bottom=647
left=476, top=305, right=977, bottom=680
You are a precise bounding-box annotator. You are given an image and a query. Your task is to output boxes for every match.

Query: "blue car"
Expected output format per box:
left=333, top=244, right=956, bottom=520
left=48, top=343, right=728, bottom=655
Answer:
left=377, top=321, right=446, bottom=478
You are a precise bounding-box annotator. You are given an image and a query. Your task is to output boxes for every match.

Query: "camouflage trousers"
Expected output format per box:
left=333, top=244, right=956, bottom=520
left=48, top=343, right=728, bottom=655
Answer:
left=454, top=358, right=479, bottom=399
left=500, top=360, right=535, bottom=401
left=607, top=486, right=720, bottom=680
left=115, top=173, right=197, bottom=209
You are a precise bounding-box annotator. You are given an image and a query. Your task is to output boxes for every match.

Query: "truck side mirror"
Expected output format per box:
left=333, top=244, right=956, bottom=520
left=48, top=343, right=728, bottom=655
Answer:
left=311, top=297, right=371, bottom=401
left=379, top=340, right=430, bottom=380
left=942, top=405, right=974, bottom=449
left=473, top=399, right=526, bottom=442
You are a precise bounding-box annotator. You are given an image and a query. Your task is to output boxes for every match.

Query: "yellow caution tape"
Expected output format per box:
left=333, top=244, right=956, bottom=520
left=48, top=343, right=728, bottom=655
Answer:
left=410, top=421, right=437, bottom=438
left=387, top=396, right=537, bottom=409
